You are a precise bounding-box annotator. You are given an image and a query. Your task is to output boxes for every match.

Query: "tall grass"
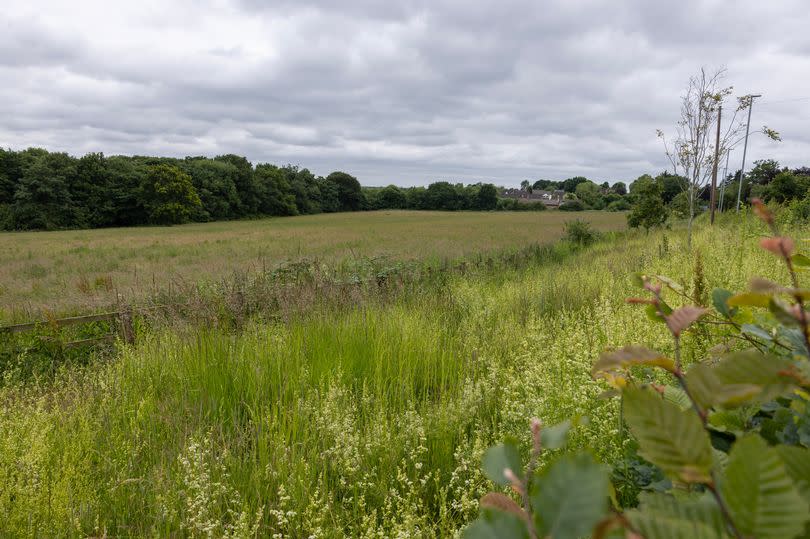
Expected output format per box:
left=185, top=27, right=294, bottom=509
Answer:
left=0, top=213, right=785, bottom=537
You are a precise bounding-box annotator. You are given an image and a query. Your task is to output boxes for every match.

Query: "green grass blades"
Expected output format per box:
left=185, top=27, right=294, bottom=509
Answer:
left=0, top=211, right=791, bottom=537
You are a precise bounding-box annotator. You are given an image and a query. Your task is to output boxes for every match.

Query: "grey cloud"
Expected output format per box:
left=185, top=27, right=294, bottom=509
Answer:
left=1, top=0, right=809, bottom=186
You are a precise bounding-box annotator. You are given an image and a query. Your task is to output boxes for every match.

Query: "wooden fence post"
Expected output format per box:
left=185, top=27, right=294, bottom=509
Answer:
left=118, top=307, right=135, bottom=345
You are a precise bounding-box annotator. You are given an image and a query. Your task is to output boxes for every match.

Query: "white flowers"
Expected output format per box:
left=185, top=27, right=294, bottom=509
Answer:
left=178, top=431, right=262, bottom=539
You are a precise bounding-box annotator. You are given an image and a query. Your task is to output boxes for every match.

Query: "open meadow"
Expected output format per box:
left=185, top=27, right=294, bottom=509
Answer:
left=0, top=210, right=796, bottom=537
left=0, top=210, right=626, bottom=319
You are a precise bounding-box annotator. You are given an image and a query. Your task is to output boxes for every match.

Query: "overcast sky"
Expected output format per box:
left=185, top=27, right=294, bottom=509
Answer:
left=2, top=1, right=809, bottom=186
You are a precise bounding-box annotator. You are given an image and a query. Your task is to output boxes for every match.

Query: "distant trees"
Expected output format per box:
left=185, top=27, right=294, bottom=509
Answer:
left=327, top=171, right=364, bottom=212
left=6, top=145, right=804, bottom=233
left=254, top=164, right=297, bottom=216
left=12, top=150, right=76, bottom=230
left=142, top=164, right=202, bottom=225
left=476, top=183, right=498, bottom=210
left=575, top=181, right=602, bottom=209
left=532, top=179, right=556, bottom=191
left=376, top=185, right=408, bottom=209
left=561, top=176, right=589, bottom=193
left=0, top=147, right=513, bottom=231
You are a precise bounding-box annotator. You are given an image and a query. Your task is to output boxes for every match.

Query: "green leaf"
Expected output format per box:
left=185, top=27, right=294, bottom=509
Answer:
left=626, top=492, right=725, bottom=539
left=770, top=297, right=800, bottom=326
left=592, top=346, right=675, bottom=375
left=540, top=419, right=571, bottom=450
left=686, top=362, right=760, bottom=410
left=707, top=408, right=752, bottom=437
left=713, top=351, right=798, bottom=399
left=657, top=274, right=684, bottom=292
left=741, top=323, right=774, bottom=342
left=663, top=385, right=692, bottom=410
left=531, top=453, right=610, bottom=539
left=646, top=303, right=666, bottom=322
left=728, top=292, right=772, bottom=308
left=482, top=440, right=523, bottom=486
left=686, top=352, right=798, bottom=409
left=712, top=288, right=735, bottom=318
left=721, top=435, right=809, bottom=539
left=622, top=387, right=714, bottom=483
left=463, top=509, right=530, bottom=539
left=776, top=445, right=810, bottom=505
left=792, top=253, right=810, bottom=268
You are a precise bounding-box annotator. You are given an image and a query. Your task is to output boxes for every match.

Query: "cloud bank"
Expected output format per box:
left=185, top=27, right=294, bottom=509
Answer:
left=2, top=0, right=808, bottom=185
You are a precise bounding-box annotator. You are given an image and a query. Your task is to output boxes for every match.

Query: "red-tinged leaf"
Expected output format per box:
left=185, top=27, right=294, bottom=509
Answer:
left=749, top=277, right=788, bottom=294
left=665, top=306, right=709, bottom=336
left=752, top=198, right=774, bottom=225
left=479, top=492, right=528, bottom=523
left=626, top=297, right=656, bottom=305
left=760, top=236, right=795, bottom=256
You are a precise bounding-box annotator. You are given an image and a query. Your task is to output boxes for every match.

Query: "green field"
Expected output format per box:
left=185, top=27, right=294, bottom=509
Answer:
left=0, top=209, right=788, bottom=537
left=0, top=210, right=626, bottom=318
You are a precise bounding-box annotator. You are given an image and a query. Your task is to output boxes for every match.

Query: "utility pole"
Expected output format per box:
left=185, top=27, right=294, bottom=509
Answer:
left=719, top=150, right=731, bottom=212
left=735, top=94, right=762, bottom=212
left=710, top=105, right=722, bottom=224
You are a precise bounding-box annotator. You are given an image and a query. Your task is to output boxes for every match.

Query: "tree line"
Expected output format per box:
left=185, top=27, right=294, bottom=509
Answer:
left=0, top=148, right=505, bottom=230
left=2, top=147, right=806, bottom=232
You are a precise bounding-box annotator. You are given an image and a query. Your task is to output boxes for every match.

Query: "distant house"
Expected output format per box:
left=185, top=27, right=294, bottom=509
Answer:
left=500, top=188, right=565, bottom=206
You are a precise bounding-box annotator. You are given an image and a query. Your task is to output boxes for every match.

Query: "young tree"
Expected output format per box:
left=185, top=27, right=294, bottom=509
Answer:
left=657, top=67, right=779, bottom=245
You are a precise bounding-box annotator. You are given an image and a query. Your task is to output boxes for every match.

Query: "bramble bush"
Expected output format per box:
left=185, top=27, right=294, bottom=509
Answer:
left=465, top=199, right=810, bottom=539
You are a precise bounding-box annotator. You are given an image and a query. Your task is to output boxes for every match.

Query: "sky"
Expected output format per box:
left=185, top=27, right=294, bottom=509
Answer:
left=2, top=0, right=809, bottom=187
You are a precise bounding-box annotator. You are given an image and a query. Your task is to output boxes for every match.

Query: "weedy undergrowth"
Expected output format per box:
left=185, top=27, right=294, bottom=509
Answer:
left=464, top=199, right=810, bottom=539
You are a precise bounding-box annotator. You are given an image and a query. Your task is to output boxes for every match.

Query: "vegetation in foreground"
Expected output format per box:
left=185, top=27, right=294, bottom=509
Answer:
left=0, top=209, right=626, bottom=318
left=467, top=201, right=810, bottom=538
left=0, top=210, right=802, bottom=537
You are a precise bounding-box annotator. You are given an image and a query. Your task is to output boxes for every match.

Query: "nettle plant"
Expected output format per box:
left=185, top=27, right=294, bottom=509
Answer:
left=464, top=200, right=810, bottom=539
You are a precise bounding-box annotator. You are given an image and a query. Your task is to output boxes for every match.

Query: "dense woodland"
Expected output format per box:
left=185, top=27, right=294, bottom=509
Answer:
left=1, top=147, right=809, bottom=231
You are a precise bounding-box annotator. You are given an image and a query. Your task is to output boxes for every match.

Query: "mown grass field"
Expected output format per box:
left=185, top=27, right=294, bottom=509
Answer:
left=0, top=211, right=786, bottom=537
left=0, top=210, right=626, bottom=319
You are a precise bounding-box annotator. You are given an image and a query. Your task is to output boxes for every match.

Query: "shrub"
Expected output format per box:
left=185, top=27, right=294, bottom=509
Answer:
left=563, top=219, right=598, bottom=246
left=606, top=199, right=630, bottom=211
left=495, top=199, right=548, bottom=212
left=464, top=199, right=810, bottom=539
left=558, top=200, right=585, bottom=212
left=784, top=195, right=810, bottom=224
left=669, top=191, right=691, bottom=218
